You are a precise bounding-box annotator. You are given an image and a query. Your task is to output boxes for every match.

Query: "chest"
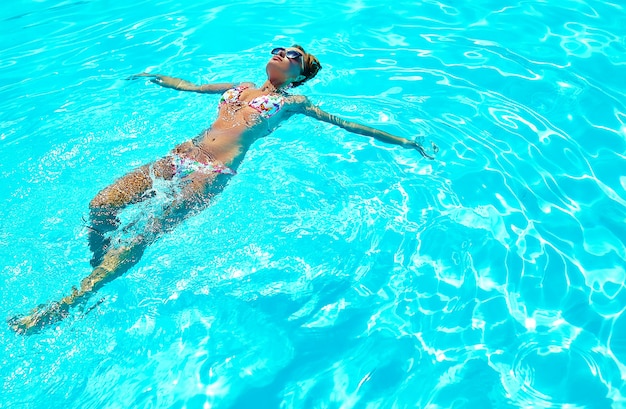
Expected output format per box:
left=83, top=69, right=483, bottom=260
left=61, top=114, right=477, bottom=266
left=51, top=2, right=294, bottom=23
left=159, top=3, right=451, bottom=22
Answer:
left=220, top=87, right=285, bottom=119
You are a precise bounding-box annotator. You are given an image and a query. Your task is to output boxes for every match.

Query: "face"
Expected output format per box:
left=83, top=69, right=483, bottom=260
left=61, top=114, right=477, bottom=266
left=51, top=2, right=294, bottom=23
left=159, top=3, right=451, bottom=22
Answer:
left=266, top=47, right=305, bottom=86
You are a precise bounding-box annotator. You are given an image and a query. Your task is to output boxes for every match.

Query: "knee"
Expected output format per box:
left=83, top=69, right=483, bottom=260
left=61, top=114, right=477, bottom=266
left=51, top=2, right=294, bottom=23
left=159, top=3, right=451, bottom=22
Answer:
left=89, top=203, right=120, bottom=231
left=89, top=192, right=120, bottom=228
left=89, top=195, right=105, bottom=209
left=90, top=187, right=125, bottom=210
left=90, top=193, right=112, bottom=210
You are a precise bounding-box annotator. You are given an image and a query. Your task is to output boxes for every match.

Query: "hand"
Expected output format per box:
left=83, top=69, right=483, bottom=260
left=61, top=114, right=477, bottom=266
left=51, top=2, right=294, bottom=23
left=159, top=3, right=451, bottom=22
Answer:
left=126, top=72, right=158, bottom=81
left=406, top=140, right=436, bottom=160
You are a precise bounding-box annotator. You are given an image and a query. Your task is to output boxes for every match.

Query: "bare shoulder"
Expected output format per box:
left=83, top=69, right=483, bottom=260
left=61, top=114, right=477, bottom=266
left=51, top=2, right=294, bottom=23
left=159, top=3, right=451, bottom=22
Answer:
left=283, top=94, right=310, bottom=112
left=286, top=94, right=308, bottom=103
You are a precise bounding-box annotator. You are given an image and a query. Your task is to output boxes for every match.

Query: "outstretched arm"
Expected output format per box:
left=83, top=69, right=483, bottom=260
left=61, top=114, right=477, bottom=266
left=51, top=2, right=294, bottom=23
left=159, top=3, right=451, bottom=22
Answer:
left=291, top=96, right=435, bottom=159
left=127, top=73, right=237, bottom=94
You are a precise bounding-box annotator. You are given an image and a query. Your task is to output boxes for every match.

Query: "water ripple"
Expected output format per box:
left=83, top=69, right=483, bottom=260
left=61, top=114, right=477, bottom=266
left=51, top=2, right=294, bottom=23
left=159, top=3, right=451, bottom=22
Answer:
left=496, top=327, right=621, bottom=408
left=2, top=0, right=626, bottom=407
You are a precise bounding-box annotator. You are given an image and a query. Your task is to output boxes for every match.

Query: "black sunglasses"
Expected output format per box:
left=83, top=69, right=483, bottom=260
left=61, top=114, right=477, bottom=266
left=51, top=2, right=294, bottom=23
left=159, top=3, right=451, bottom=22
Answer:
left=271, top=47, right=304, bottom=69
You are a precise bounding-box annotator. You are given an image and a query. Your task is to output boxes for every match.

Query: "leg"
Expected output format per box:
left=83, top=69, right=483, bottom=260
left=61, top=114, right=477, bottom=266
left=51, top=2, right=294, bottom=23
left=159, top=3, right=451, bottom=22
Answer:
left=125, top=173, right=219, bottom=246
left=8, top=240, right=148, bottom=335
left=8, top=172, right=222, bottom=335
left=88, top=158, right=173, bottom=267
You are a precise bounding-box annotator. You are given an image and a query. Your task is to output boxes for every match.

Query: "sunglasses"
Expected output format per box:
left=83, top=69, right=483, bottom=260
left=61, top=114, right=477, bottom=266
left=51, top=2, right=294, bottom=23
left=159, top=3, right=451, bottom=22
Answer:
left=271, top=47, right=304, bottom=70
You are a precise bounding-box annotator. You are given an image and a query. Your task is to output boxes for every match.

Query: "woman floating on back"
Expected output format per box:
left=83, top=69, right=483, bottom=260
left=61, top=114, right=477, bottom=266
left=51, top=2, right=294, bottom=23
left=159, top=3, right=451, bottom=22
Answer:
left=9, top=44, right=435, bottom=334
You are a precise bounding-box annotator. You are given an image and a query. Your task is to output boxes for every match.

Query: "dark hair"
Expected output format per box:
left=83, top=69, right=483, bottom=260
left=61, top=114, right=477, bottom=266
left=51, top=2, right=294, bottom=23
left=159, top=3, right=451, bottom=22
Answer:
left=291, top=44, right=322, bottom=87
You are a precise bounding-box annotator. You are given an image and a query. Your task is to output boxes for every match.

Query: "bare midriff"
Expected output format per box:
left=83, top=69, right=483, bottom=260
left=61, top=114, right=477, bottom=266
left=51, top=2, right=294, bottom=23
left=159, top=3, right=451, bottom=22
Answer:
left=171, top=102, right=281, bottom=170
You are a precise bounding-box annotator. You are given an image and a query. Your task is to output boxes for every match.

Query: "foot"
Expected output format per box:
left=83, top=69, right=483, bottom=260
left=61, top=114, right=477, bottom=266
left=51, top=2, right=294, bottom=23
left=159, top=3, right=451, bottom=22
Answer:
left=7, top=302, right=70, bottom=335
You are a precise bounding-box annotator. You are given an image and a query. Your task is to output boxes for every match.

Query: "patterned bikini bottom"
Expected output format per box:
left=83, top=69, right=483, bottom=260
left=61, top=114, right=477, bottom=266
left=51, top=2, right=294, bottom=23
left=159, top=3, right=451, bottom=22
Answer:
left=169, top=154, right=236, bottom=179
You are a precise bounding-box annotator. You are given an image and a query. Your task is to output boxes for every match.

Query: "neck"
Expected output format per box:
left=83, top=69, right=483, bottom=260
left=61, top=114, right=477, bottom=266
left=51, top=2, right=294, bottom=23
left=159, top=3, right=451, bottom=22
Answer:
left=262, top=79, right=288, bottom=92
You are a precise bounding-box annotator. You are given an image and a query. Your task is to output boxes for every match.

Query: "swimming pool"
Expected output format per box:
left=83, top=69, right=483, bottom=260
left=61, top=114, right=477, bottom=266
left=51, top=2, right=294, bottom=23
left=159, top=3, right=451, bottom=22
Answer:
left=1, top=0, right=625, bottom=407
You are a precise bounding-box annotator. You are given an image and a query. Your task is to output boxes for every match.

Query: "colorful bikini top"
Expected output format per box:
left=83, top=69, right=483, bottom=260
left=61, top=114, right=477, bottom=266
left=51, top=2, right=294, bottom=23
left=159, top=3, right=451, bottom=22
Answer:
left=219, top=85, right=284, bottom=119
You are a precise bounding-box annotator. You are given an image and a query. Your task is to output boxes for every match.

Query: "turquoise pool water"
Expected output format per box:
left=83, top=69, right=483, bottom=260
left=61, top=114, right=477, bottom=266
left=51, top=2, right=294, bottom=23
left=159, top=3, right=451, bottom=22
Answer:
left=2, top=0, right=626, bottom=407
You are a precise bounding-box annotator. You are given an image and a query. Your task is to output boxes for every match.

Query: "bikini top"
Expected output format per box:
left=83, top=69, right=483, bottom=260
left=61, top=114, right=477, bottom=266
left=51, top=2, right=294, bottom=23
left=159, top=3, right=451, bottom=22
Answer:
left=219, top=85, right=284, bottom=119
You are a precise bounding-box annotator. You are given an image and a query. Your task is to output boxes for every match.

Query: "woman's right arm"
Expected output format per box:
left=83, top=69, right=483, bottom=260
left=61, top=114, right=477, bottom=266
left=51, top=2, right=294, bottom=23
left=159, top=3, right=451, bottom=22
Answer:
left=127, top=73, right=236, bottom=94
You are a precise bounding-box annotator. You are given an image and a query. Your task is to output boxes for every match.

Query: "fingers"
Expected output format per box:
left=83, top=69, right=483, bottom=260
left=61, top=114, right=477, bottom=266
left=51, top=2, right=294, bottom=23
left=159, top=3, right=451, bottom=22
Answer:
left=126, top=73, right=157, bottom=80
left=432, top=142, right=440, bottom=154
left=409, top=141, right=435, bottom=160
left=125, top=73, right=165, bottom=86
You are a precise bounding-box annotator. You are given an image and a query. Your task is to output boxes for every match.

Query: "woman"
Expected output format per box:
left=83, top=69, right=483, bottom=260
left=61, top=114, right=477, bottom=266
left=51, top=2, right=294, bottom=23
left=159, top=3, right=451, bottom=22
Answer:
left=9, top=45, right=434, bottom=334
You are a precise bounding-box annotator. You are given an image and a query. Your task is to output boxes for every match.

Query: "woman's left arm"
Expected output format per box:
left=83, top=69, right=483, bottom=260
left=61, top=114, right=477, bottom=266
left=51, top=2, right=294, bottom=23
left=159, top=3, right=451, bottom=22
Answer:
left=290, top=96, right=434, bottom=159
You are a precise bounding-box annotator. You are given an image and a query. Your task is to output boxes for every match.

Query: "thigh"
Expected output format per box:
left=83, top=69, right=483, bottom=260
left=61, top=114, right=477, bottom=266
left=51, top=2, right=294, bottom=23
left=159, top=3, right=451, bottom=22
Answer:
left=136, top=172, right=217, bottom=242
left=90, top=158, right=174, bottom=209
left=168, top=172, right=217, bottom=219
